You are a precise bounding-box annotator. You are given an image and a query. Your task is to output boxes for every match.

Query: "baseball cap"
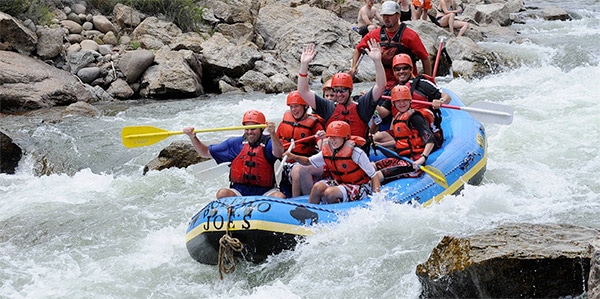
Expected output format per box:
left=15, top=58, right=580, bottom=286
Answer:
left=380, top=1, right=400, bottom=15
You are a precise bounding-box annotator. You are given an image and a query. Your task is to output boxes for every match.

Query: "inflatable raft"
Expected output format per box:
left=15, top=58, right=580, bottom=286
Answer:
left=186, top=89, right=487, bottom=265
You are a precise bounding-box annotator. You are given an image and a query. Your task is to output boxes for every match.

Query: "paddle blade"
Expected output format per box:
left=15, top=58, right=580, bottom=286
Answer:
left=466, top=101, right=514, bottom=125
left=420, top=165, right=448, bottom=188
left=121, top=126, right=178, bottom=148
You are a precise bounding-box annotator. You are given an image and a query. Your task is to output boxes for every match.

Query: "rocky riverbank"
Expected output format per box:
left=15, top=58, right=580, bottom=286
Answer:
left=0, top=0, right=572, bottom=174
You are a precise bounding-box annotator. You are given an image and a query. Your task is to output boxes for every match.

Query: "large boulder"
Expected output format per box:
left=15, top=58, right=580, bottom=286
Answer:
left=0, top=12, right=37, bottom=55
left=139, top=47, right=203, bottom=98
left=143, top=141, right=207, bottom=174
left=0, top=51, right=94, bottom=113
left=417, top=223, right=600, bottom=298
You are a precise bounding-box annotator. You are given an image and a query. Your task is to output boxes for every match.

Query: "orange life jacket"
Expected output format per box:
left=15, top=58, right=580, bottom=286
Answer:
left=392, top=108, right=435, bottom=158
left=229, top=136, right=274, bottom=188
left=278, top=111, right=321, bottom=156
left=321, top=138, right=370, bottom=185
left=327, top=101, right=368, bottom=139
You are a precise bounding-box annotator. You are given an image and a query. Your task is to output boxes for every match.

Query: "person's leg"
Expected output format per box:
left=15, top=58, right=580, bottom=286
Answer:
left=291, top=164, right=324, bottom=197
left=373, top=131, right=395, bottom=148
left=456, top=20, right=470, bottom=36
left=216, top=188, right=238, bottom=199
left=308, top=181, right=328, bottom=204
left=323, top=185, right=345, bottom=204
left=447, top=13, right=456, bottom=35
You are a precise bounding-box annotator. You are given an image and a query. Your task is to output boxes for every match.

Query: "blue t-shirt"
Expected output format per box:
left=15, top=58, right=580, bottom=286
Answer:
left=208, top=135, right=278, bottom=196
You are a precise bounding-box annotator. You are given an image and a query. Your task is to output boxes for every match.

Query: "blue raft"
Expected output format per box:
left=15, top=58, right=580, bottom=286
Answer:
left=186, top=89, right=487, bottom=265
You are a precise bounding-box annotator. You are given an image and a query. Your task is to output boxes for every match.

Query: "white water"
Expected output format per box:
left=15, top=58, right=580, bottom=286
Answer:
left=2, top=2, right=600, bottom=298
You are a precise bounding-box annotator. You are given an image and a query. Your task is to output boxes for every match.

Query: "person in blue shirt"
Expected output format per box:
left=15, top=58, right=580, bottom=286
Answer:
left=183, top=110, right=286, bottom=199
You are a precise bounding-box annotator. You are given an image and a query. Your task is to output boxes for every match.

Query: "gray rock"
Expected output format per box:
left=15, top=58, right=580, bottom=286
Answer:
left=66, top=49, right=96, bottom=75
left=118, top=49, right=155, bottom=83
left=0, top=131, right=23, bottom=174
left=417, top=223, right=599, bottom=298
left=139, top=48, right=203, bottom=98
left=77, top=67, right=101, bottom=84
left=143, top=141, right=207, bottom=175
left=107, top=79, right=134, bottom=99
left=132, top=17, right=182, bottom=50
left=92, top=15, right=117, bottom=34
left=60, top=101, right=100, bottom=118
left=0, top=12, right=37, bottom=55
left=0, top=51, right=94, bottom=113
left=60, top=19, right=82, bottom=34
left=36, top=27, right=65, bottom=59
left=113, top=3, right=142, bottom=28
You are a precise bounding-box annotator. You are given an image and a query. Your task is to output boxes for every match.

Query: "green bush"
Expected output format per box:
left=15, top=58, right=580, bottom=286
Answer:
left=0, top=0, right=53, bottom=25
left=87, top=0, right=206, bottom=32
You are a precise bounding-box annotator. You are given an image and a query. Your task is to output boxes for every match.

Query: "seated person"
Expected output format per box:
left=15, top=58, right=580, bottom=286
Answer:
left=285, top=121, right=381, bottom=204
left=373, top=86, right=436, bottom=183
left=356, top=0, right=384, bottom=37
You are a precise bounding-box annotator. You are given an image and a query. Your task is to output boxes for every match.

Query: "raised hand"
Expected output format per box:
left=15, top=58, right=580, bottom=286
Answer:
left=301, top=43, right=316, bottom=65
left=364, top=38, right=382, bottom=62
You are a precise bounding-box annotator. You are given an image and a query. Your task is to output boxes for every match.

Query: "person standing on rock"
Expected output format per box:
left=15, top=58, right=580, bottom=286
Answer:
left=183, top=109, right=286, bottom=199
left=350, top=0, right=431, bottom=90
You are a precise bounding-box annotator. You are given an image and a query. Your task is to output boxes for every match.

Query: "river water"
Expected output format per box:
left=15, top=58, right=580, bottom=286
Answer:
left=2, top=1, right=600, bottom=298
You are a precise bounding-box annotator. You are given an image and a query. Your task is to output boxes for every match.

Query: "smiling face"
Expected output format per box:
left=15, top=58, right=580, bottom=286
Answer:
left=393, top=98, right=411, bottom=113
left=332, top=87, right=351, bottom=105
left=393, top=64, right=412, bottom=83
left=328, top=136, right=345, bottom=150
left=243, top=121, right=262, bottom=144
left=289, top=103, right=306, bottom=120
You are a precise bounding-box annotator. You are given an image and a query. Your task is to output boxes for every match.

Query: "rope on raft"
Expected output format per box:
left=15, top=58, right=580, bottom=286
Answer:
left=217, top=206, right=244, bottom=280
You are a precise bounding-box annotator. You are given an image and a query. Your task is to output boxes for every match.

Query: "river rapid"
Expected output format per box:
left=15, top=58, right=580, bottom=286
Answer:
left=2, top=1, right=600, bottom=298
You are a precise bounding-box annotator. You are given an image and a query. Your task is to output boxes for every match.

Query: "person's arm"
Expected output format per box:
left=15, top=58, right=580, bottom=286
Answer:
left=364, top=39, right=386, bottom=102
left=409, top=115, right=436, bottom=168
left=183, top=127, right=212, bottom=158
left=266, top=121, right=284, bottom=158
left=298, top=44, right=317, bottom=109
left=421, top=57, right=432, bottom=76
left=354, top=148, right=381, bottom=192
left=358, top=7, right=374, bottom=27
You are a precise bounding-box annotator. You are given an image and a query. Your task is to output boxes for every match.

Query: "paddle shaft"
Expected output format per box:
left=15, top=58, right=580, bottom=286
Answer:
left=124, top=124, right=266, bottom=139
left=432, top=37, right=446, bottom=78
left=381, top=96, right=513, bottom=124
left=374, top=144, right=448, bottom=188
left=122, top=124, right=267, bottom=148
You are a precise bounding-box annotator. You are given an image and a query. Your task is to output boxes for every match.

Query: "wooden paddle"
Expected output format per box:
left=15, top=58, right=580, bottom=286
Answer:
left=121, top=124, right=266, bottom=148
left=381, top=96, right=514, bottom=125
left=374, top=145, right=448, bottom=188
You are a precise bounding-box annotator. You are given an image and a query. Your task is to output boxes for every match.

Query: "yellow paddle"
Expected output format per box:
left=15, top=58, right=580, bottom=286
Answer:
left=121, top=124, right=266, bottom=148
left=374, top=145, right=448, bottom=188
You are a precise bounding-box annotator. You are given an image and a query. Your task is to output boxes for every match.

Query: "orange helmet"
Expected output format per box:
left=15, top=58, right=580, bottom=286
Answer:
left=322, top=79, right=333, bottom=91
left=242, top=109, right=266, bottom=125
left=391, top=85, right=412, bottom=102
left=330, top=73, right=353, bottom=89
left=392, top=53, right=413, bottom=69
left=326, top=121, right=351, bottom=139
left=286, top=90, right=307, bottom=106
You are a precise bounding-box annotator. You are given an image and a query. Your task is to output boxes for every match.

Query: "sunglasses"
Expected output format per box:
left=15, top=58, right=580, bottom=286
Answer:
left=393, top=66, right=411, bottom=72
left=332, top=88, right=350, bottom=94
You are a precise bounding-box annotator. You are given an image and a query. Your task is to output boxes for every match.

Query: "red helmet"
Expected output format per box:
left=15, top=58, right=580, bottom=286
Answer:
left=242, top=109, right=266, bottom=125
left=392, top=53, right=413, bottom=69
left=330, top=73, right=353, bottom=89
left=326, top=121, right=351, bottom=139
left=286, top=90, right=307, bottom=106
left=391, top=85, right=412, bottom=102
left=322, top=79, right=333, bottom=91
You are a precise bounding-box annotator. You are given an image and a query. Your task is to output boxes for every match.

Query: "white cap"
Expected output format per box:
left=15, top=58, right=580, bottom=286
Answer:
left=380, top=1, right=400, bottom=15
